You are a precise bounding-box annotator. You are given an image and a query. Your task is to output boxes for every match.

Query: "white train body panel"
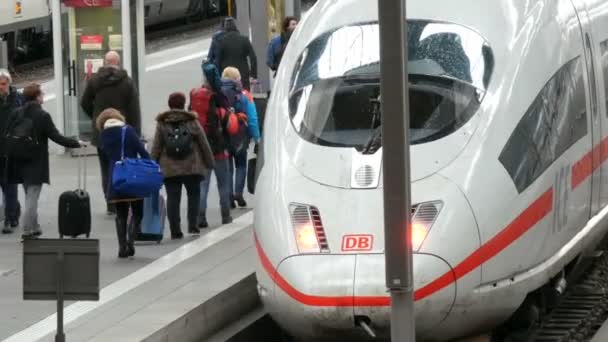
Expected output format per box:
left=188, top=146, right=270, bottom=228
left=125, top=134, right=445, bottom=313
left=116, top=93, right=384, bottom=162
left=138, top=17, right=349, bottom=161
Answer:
left=0, top=0, right=50, bottom=33
left=255, top=0, right=608, bottom=340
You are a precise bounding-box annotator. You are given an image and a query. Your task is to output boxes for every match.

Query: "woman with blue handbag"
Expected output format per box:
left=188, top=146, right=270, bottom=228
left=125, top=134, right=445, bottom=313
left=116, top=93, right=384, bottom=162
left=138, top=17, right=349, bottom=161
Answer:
left=97, top=108, right=155, bottom=258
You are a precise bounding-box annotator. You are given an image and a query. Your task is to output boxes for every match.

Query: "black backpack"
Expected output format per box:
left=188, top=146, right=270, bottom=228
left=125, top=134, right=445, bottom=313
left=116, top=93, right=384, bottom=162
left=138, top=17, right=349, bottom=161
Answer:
left=165, top=122, right=193, bottom=160
left=5, top=108, right=39, bottom=161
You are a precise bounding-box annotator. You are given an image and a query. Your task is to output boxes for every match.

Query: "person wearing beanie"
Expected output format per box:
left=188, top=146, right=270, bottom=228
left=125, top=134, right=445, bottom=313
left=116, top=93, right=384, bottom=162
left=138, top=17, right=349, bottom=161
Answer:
left=215, top=17, right=258, bottom=90
left=151, top=92, right=214, bottom=238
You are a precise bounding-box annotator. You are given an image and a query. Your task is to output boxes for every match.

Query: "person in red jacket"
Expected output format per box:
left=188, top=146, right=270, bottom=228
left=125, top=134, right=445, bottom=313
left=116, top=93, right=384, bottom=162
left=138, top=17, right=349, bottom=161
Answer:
left=189, top=62, right=238, bottom=227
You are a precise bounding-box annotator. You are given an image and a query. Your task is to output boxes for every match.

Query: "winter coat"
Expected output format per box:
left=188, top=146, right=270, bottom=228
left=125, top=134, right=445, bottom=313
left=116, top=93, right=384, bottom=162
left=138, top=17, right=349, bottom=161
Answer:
left=207, top=30, right=225, bottom=69
left=266, top=31, right=292, bottom=72
left=0, top=86, right=24, bottom=183
left=98, top=124, right=150, bottom=201
left=15, top=102, right=80, bottom=185
left=150, top=109, right=215, bottom=179
left=217, top=31, right=258, bottom=91
left=80, top=66, right=142, bottom=146
left=188, top=86, right=232, bottom=160
left=220, top=79, right=260, bottom=142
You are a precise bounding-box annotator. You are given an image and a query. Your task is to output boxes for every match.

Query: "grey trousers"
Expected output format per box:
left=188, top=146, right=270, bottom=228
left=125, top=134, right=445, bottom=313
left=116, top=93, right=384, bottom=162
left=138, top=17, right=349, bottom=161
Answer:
left=23, top=184, right=42, bottom=234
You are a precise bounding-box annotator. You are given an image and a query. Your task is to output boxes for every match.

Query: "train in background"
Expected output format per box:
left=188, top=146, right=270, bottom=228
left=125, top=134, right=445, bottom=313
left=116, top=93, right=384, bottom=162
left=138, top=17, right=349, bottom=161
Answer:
left=0, top=0, right=227, bottom=67
left=254, top=0, right=608, bottom=340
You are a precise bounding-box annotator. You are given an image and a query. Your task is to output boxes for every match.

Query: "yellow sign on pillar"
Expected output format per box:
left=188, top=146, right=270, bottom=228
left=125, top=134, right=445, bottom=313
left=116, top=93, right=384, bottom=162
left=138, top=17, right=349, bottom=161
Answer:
left=15, top=0, right=23, bottom=17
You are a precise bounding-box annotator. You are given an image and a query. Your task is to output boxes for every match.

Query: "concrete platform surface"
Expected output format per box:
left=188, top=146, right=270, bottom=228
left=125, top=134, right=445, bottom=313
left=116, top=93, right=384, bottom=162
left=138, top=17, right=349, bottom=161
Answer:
left=1, top=25, right=260, bottom=342
left=0, top=151, right=255, bottom=341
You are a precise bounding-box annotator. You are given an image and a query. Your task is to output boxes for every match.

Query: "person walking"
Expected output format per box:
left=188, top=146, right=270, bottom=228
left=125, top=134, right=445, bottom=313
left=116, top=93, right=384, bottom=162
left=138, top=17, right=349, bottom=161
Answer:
left=0, top=69, right=22, bottom=234
left=266, top=16, right=298, bottom=75
left=151, top=92, right=214, bottom=239
left=81, top=51, right=142, bottom=216
left=190, top=63, right=237, bottom=227
left=96, top=108, right=149, bottom=259
left=221, top=67, right=260, bottom=208
left=207, top=18, right=230, bottom=69
left=14, top=83, right=82, bottom=239
left=216, top=17, right=258, bottom=91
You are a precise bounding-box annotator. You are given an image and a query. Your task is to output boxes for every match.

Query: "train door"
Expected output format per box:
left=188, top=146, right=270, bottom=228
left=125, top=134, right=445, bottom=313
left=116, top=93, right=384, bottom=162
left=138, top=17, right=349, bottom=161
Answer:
left=571, top=0, right=604, bottom=217
left=58, top=1, right=124, bottom=140
left=53, top=0, right=143, bottom=143
left=581, top=0, right=608, bottom=213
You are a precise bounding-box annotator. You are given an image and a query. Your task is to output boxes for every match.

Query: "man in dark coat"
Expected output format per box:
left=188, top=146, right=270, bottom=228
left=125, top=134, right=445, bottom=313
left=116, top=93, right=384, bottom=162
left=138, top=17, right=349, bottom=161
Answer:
left=80, top=51, right=141, bottom=215
left=207, top=18, right=230, bottom=69
left=216, top=17, right=258, bottom=91
left=0, top=69, right=22, bottom=233
left=17, top=83, right=81, bottom=239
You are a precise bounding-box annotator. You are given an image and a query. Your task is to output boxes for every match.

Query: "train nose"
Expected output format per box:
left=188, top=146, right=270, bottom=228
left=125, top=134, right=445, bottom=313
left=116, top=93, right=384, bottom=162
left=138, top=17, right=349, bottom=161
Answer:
left=261, top=252, right=455, bottom=340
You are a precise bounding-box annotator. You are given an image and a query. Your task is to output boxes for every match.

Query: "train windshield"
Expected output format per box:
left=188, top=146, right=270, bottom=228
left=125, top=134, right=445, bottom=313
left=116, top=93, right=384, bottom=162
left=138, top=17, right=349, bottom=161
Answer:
left=288, top=20, right=494, bottom=150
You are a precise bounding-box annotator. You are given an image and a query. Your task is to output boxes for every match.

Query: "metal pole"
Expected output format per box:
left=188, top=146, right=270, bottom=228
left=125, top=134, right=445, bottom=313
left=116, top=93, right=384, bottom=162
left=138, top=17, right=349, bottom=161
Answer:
left=293, top=0, right=302, bottom=19
left=55, top=252, right=65, bottom=342
left=51, top=0, right=65, bottom=135
left=378, top=0, right=415, bottom=340
left=249, top=0, right=270, bottom=92
left=121, top=0, right=132, bottom=76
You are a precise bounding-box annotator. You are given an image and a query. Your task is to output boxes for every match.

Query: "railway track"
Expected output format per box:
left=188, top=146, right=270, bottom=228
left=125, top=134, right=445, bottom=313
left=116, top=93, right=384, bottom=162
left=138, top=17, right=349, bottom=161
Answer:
left=490, top=250, right=608, bottom=342
left=527, top=253, right=608, bottom=342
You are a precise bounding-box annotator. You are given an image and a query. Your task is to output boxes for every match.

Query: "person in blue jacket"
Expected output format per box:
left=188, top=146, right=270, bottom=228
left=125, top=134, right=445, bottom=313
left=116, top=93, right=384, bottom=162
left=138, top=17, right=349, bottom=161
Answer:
left=221, top=67, right=260, bottom=208
left=266, top=16, right=298, bottom=75
left=97, top=108, right=151, bottom=259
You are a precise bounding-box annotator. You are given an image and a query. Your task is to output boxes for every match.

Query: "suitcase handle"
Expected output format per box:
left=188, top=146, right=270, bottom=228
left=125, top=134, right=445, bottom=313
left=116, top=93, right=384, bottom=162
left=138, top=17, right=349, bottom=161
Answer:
left=77, top=146, right=87, bottom=191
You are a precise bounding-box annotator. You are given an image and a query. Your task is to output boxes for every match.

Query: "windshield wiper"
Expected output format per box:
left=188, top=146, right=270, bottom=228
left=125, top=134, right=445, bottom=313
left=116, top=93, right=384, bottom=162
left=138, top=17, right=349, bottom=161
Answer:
left=362, top=125, right=382, bottom=155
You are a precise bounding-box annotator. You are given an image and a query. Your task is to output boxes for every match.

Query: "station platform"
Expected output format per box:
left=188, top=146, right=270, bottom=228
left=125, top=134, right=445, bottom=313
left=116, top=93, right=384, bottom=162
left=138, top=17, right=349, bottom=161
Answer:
left=592, top=318, right=608, bottom=341
left=1, top=30, right=261, bottom=341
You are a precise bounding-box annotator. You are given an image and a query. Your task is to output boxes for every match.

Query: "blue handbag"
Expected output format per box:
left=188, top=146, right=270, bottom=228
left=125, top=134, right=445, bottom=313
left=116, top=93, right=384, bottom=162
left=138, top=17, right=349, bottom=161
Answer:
left=111, top=126, right=163, bottom=198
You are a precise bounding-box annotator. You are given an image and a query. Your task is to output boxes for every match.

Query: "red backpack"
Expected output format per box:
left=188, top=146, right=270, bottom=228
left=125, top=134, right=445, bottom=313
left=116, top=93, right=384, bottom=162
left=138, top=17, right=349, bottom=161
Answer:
left=189, top=87, right=238, bottom=136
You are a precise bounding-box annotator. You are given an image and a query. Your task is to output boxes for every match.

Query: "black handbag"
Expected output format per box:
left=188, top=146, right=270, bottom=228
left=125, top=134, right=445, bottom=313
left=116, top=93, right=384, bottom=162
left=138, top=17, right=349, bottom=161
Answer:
left=247, top=157, right=256, bottom=194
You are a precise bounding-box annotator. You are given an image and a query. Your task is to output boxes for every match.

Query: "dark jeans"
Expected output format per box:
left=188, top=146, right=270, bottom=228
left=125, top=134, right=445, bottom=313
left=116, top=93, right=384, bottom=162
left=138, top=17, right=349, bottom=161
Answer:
left=229, top=149, right=248, bottom=196
left=0, top=182, right=19, bottom=223
left=97, top=147, right=110, bottom=202
left=165, top=175, right=202, bottom=234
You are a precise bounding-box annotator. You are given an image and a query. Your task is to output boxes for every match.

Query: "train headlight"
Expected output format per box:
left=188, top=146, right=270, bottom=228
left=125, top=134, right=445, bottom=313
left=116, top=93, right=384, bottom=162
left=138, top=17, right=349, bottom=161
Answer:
left=289, top=203, right=330, bottom=254
left=411, top=201, right=443, bottom=252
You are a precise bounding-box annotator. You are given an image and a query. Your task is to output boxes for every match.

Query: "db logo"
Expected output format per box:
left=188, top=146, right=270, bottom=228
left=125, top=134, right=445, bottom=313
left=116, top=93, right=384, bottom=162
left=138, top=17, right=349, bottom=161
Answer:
left=341, top=235, right=373, bottom=252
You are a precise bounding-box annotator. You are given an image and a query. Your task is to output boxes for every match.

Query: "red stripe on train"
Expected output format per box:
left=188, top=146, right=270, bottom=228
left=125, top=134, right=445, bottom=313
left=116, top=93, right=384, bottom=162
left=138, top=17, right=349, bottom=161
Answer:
left=572, top=137, right=608, bottom=189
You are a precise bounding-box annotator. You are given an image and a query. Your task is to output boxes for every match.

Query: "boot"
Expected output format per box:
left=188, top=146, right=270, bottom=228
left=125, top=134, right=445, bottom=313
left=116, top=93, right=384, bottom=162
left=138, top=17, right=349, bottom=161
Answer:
left=127, top=219, right=137, bottom=257
left=221, top=207, right=233, bottom=225
left=115, top=217, right=128, bottom=258
left=170, top=218, right=184, bottom=240
left=198, top=212, right=208, bottom=229
left=234, top=193, right=247, bottom=208
left=106, top=202, right=116, bottom=216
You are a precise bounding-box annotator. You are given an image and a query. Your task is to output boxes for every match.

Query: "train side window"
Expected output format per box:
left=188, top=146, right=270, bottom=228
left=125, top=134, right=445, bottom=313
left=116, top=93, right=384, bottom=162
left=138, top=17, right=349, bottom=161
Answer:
left=600, top=40, right=608, bottom=116
left=499, top=57, right=588, bottom=193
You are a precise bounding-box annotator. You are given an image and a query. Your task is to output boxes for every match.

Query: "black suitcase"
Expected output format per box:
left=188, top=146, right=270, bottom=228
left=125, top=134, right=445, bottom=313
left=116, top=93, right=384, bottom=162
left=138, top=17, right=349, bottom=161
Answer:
left=58, top=148, right=91, bottom=238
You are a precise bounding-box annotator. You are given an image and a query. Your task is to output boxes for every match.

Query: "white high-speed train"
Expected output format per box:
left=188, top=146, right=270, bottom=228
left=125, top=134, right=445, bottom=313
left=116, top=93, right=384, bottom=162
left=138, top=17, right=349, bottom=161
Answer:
left=253, top=0, right=608, bottom=340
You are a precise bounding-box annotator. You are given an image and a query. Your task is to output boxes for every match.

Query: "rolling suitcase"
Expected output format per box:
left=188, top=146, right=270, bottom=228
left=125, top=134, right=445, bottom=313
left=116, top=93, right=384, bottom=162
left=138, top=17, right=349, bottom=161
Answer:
left=135, top=191, right=166, bottom=243
left=58, top=147, right=91, bottom=238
